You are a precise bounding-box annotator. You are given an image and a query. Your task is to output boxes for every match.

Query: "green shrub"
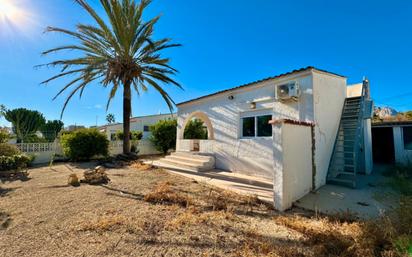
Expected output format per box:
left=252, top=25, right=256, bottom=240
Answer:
left=22, top=134, right=48, bottom=143
left=0, top=143, right=20, bottom=156
left=149, top=119, right=177, bottom=154
left=184, top=118, right=208, bottom=139
left=60, top=129, right=109, bottom=161
left=0, top=129, right=9, bottom=143
left=115, top=130, right=143, bottom=141
left=0, top=154, right=33, bottom=171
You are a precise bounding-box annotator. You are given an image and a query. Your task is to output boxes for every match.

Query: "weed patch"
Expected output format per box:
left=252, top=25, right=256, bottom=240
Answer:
left=144, top=182, right=192, bottom=207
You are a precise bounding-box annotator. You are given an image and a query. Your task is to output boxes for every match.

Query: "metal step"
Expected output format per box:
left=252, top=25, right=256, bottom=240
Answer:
left=327, top=177, right=356, bottom=188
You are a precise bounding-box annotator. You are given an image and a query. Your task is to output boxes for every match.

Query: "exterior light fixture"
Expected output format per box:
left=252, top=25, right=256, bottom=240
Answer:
left=250, top=102, right=256, bottom=109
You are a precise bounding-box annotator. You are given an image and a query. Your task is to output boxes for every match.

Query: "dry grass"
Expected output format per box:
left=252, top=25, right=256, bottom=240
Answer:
left=76, top=213, right=126, bottom=232
left=130, top=161, right=153, bottom=171
left=0, top=162, right=409, bottom=257
left=144, top=181, right=193, bottom=207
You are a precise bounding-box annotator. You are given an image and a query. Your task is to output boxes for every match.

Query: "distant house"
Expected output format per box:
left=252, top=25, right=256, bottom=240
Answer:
left=372, top=120, right=412, bottom=165
left=99, top=113, right=175, bottom=141
left=155, top=66, right=374, bottom=211
left=66, top=125, right=86, bottom=131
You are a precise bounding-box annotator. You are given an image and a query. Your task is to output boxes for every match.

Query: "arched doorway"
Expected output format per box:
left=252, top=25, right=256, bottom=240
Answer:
left=177, top=111, right=214, bottom=152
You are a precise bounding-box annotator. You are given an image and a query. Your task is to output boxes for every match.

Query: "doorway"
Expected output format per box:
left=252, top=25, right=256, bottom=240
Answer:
left=372, top=127, right=395, bottom=164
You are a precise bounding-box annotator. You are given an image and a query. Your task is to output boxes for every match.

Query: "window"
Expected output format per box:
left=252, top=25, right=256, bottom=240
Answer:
left=257, top=115, right=272, bottom=137
left=143, top=125, right=150, bottom=132
left=242, top=117, right=255, bottom=137
left=403, top=127, right=412, bottom=150
left=241, top=114, right=272, bottom=138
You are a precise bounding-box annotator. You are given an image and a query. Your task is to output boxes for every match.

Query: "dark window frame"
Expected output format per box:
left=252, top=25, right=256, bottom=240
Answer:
left=403, top=126, right=412, bottom=150
left=241, top=114, right=272, bottom=138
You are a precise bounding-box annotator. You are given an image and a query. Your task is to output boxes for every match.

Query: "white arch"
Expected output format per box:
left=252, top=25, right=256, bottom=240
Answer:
left=178, top=111, right=215, bottom=140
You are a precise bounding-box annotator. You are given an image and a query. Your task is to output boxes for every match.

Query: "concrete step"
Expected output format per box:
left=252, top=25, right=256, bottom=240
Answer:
left=153, top=160, right=200, bottom=172
left=164, top=156, right=209, bottom=168
left=171, top=151, right=212, bottom=161
left=153, top=152, right=215, bottom=172
left=166, top=154, right=210, bottom=165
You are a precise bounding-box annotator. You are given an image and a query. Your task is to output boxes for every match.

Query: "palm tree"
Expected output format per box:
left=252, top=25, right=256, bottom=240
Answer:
left=106, top=113, right=116, bottom=124
left=40, top=0, right=181, bottom=154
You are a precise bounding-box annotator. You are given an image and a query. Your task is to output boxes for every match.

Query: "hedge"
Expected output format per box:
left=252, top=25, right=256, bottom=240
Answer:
left=0, top=154, right=33, bottom=171
left=60, top=128, right=109, bottom=161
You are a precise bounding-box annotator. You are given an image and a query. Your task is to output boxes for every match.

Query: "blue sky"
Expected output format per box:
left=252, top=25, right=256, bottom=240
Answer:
left=0, top=0, right=411, bottom=127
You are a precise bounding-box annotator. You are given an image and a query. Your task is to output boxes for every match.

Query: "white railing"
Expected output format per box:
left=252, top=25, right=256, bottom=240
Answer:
left=15, top=142, right=60, bottom=153
left=10, top=139, right=161, bottom=164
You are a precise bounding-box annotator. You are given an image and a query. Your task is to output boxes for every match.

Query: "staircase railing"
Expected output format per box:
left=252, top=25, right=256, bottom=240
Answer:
left=327, top=79, right=370, bottom=187
left=353, top=80, right=368, bottom=176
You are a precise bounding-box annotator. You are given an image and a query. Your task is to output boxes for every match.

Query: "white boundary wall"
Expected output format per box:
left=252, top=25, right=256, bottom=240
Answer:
left=15, top=143, right=63, bottom=164
left=272, top=122, right=313, bottom=211
left=14, top=139, right=161, bottom=164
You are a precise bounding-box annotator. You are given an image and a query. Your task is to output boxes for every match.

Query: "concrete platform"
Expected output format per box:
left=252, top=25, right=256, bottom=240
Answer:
left=295, top=165, right=397, bottom=219
left=143, top=157, right=274, bottom=203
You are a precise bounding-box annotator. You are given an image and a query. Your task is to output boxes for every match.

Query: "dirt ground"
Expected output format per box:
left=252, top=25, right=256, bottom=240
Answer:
left=0, top=163, right=401, bottom=257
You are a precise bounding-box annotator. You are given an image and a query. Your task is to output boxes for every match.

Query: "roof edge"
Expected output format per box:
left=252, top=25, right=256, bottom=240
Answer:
left=177, top=66, right=345, bottom=107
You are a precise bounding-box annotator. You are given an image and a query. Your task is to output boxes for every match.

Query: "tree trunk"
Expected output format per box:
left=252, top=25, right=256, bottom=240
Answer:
left=123, top=82, right=132, bottom=154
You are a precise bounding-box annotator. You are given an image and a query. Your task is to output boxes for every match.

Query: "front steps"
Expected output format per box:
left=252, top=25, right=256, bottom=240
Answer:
left=153, top=152, right=215, bottom=172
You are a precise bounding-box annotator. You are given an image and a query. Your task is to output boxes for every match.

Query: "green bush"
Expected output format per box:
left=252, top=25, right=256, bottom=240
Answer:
left=0, top=129, right=9, bottom=143
left=22, top=134, right=48, bottom=143
left=115, top=130, right=143, bottom=141
left=0, top=154, right=33, bottom=171
left=60, top=129, right=109, bottom=161
left=0, top=143, right=20, bottom=156
left=184, top=118, right=208, bottom=139
left=149, top=119, right=177, bottom=154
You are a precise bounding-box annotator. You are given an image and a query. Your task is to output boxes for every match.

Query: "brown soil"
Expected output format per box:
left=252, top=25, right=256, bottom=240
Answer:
left=0, top=163, right=401, bottom=257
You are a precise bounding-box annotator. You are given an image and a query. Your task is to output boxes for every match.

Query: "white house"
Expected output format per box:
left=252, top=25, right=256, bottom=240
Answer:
left=100, top=113, right=175, bottom=140
left=156, top=66, right=373, bottom=211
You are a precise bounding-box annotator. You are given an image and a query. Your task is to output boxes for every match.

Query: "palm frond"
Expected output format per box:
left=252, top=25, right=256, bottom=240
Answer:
left=41, top=0, right=181, bottom=117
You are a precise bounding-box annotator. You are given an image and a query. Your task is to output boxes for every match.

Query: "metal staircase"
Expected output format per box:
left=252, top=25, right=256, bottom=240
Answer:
left=327, top=80, right=371, bottom=188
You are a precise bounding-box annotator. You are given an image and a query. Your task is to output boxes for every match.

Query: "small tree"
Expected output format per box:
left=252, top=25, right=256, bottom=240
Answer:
left=60, top=128, right=109, bottom=161
left=4, top=108, right=46, bottom=143
left=184, top=118, right=208, bottom=139
left=106, top=114, right=115, bottom=124
left=40, top=120, right=64, bottom=142
left=149, top=119, right=177, bottom=154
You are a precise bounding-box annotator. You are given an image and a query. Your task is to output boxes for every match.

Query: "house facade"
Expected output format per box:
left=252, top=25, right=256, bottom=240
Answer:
left=100, top=113, right=175, bottom=141
left=171, top=67, right=373, bottom=210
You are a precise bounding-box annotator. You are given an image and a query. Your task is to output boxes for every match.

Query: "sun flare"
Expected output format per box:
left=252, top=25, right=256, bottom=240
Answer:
left=0, top=0, right=21, bottom=21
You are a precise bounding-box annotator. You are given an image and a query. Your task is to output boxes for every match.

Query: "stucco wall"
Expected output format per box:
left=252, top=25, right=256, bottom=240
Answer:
left=177, top=71, right=313, bottom=179
left=347, top=83, right=362, bottom=97
left=282, top=123, right=313, bottom=209
left=312, top=71, right=347, bottom=188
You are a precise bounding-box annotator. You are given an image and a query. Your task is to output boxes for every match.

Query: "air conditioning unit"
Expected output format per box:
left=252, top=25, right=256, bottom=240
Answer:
left=276, top=81, right=300, bottom=101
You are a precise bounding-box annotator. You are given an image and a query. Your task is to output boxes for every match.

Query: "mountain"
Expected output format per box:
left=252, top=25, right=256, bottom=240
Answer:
left=374, top=106, right=398, bottom=119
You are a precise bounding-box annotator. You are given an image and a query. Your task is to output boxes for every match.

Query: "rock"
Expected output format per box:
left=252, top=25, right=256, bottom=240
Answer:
left=374, top=106, right=398, bottom=119
left=68, top=174, right=80, bottom=187
left=94, top=165, right=106, bottom=172
left=81, top=169, right=110, bottom=185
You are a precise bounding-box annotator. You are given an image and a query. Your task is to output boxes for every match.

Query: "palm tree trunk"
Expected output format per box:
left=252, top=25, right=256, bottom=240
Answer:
left=123, top=82, right=132, bottom=154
